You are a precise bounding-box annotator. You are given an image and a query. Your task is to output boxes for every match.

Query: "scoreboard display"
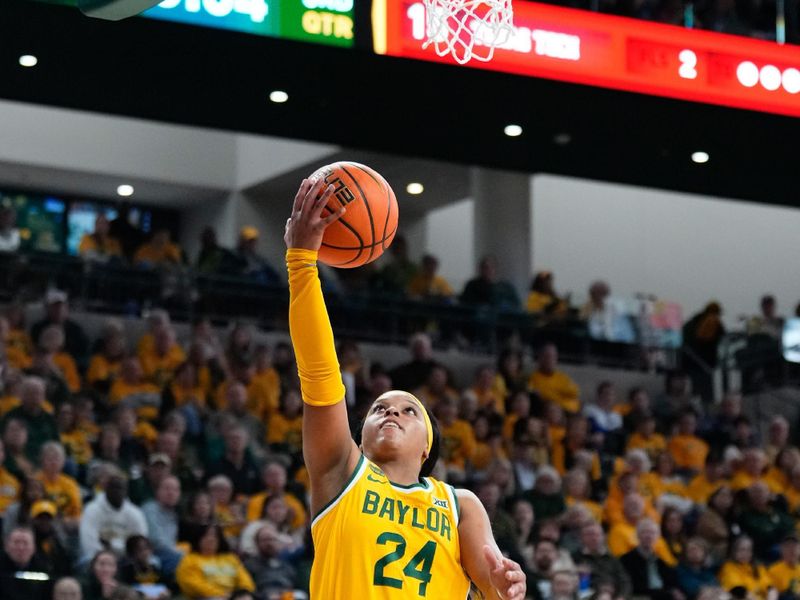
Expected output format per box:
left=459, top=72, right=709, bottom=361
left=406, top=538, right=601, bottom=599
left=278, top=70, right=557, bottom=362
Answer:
left=41, top=0, right=354, bottom=47
left=144, top=0, right=354, bottom=47
left=372, top=0, right=800, bottom=117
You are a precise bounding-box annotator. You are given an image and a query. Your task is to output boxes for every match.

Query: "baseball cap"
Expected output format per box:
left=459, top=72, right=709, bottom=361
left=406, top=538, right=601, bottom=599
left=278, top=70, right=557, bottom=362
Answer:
left=148, top=453, right=172, bottom=467
left=240, top=226, right=259, bottom=241
left=44, top=289, right=68, bottom=305
left=30, top=500, right=57, bottom=518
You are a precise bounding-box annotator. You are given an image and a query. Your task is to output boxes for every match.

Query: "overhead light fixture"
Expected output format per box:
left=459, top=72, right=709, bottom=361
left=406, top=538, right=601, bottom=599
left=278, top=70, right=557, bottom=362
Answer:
left=406, top=182, right=424, bottom=195
left=117, top=184, right=135, bottom=197
left=504, top=124, right=523, bottom=137
left=269, top=90, right=289, bottom=103
left=18, top=55, right=38, bottom=68
left=691, top=151, right=710, bottom=164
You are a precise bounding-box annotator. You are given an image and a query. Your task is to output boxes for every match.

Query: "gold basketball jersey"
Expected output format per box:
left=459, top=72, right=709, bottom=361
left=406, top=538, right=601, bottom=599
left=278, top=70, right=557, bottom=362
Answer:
left=310, top=455, right=472, bottom=599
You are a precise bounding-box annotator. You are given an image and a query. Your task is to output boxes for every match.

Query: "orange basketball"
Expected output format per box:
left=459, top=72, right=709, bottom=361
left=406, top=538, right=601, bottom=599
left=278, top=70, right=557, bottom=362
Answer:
left=309, top=161, right=399, bottom=269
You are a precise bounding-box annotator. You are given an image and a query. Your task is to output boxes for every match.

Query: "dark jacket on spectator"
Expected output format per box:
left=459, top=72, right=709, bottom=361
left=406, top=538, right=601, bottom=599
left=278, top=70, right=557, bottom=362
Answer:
left=572, top=548, right=632, bottom=598
left=0, top=550, right=53, bottom=600
left=620, top=548, right=681, bottom=600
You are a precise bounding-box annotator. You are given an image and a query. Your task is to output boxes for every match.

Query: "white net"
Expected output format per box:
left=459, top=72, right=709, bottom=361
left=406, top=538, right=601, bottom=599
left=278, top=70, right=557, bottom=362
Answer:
left=421, top=0, right=514, bottom=64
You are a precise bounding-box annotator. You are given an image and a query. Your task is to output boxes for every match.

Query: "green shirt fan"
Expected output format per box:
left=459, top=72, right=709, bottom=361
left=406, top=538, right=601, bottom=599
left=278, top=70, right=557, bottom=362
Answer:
left=78, top=0, right=162, bottom=20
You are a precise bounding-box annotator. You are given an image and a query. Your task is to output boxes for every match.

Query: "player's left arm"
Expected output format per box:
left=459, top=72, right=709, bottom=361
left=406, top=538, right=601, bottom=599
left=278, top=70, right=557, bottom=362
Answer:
left=455, top=489, right=526, bottom=600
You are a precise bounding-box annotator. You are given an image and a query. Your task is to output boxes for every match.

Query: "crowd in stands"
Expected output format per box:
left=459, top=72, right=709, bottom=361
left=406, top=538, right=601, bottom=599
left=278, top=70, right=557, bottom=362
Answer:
left=1, top=279, right=800, bottom=600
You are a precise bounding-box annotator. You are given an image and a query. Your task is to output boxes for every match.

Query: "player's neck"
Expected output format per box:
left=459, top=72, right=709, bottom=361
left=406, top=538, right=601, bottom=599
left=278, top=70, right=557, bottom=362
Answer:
left=376, top=459, right=423, bottom=486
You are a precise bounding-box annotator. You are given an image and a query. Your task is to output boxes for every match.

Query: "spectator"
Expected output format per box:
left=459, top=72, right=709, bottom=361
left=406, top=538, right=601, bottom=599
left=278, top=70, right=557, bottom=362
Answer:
left=528, top=343, right=581, bottom=414
left=141, top=475, right=182, bottom=573
left=626, top=413, right=667, bottom=463
left=108, top=358, right=160, bottom=423
left=432, top=395, right=476, bottom=483
left=463, top=365, right=505, bottom=415
left=764, top=416, right=792, bottom=464
left=476, top=481, right=517, bottom=555
left=496, top=348, right=527, bottom=399
left=766, top=534, right=800, bottom=597
left=0, top=526, right=51, bottom=600
left=2, top=377, right=59, bottom=463
left=57, top=402, right=93, bottom=470
left=178, top=491, right=213, bottom=545
left=133, top=229, right=182, bottom=268
left=572, top=521, right=632, bottom=599
left=739, top=482, right=794, bottom=562
left=654, top=370, right=703, bottom=434
left=246, top=461, right=307, bottom=530
left=3, top=476, right=45, bottom=538
left=406, top=253, right=453, bottom=300
left=86, top=321, right=126, bottom=395
left=661, top=507, right=688, bottom=563
left=31, top=289, right=90, bottom=371
left=108, top=204, right=144, bottom=262
left=389, top=333, right=440, bottom=392
left=460, top=255, right=520, bottom=310
left=584, top=381, right=623, bottom=453
left=522, top=465, right=566, bottom=522
left=78, top=215, right=122, bottom=264
left=526, top=271, right=568, bottom=316
left=138, top=325, right=184, bottom=390
left=82, top=550, right=120, bottom=600
left=3, top=417, right=36, bottom=480
left=175, top=524, right=255, bottom=599
left=208, top=474, right=246, bottom=544
left=731, top=449, right=773, bottom=492
left=371, top=235, right=418, bottom=296
left=677, top=537, right=719, bottom=600
left=668, top=410, right=710, bottom=476
left=36, top=441, right=82, bottom=527
left=205, top=424, right=261, bottom=496
left=549, top=569, right=580, bottom=600
left=266, top=388, right=303, bottom=457
left=608, top=494, right=675, bottom=565
left=552, top=416, right=601, bottom=484
left=80, top=474, right=148, bottom=561
left=30, top=499, right=71, bottom=578
left=195, top=226, right=234, bottom=274
left=683, top=302, right=726, bottom=375
left=563, top=469, right=603, bottom=524
left=717, top=536, right=775, bottom=600
left=703, top=392, right=743, bottom=453
left=37, top=325, right=81, bottom=394
left=748, top=295, right=784, bottom=340
left=0, top=438, right=21, bottom=515
left=619, top=519, right=684, bottom=600
left=230, top=226, right=280, bottom=285
left=686, top=455, right=728, bottom=505
left=695, top=485, right=737, bottom=567
left=239, top=493, right=303, bottom=557
left=579, top=280, right=615, bottom=340
left=243, top=523, right=299, bottom=599
left=53, top=577, right=83, bottom=600
left=413, top=365, right=458, bottom=411
left=129, top=452, right=172, bottom=506
left=215, top=382, right=265, bottom=451
left=0, top=206, right=21, bottom=252
left=118, top=535, right=169, bottom=596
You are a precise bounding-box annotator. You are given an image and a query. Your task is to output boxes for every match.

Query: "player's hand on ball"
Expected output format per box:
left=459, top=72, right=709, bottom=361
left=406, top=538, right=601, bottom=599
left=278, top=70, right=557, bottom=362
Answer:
left=284, top=177, right=346, bottom=251
left=484, top=545, right=526, bottom=600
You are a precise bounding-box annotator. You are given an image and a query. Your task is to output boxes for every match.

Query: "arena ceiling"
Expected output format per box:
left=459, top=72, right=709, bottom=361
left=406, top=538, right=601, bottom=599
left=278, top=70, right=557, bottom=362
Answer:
left=1, top=0, right=798, bottom=208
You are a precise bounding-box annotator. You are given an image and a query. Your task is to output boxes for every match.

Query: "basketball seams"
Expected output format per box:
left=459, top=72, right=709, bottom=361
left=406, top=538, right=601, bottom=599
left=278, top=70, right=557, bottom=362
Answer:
left=342, top=162, right=396, bottom=256
left=320, top=204, right=366, bottom=266
left=320, top=225, right=398, bottom=251
left=340, top=164, right=377, bottom=263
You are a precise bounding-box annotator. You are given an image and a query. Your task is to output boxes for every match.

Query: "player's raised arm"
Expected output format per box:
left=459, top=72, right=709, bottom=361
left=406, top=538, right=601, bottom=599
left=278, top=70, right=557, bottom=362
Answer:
left=284, top=177, right=360, bottom=515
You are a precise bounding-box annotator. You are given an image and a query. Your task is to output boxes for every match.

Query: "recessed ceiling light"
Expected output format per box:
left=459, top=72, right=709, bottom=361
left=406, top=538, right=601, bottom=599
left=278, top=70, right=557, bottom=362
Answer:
left=554, top=132, right=572, bottom=145
left=406, top=182, right=424, bottom=195
left=117, top=184, right=134, bottom=197
left=19, top=55, right=38, bottom=68
left=691, top=151, right=709, bottom=164
left=504, top=124, right=523, bottom=137
left=269, top=90, right=289, bottom=103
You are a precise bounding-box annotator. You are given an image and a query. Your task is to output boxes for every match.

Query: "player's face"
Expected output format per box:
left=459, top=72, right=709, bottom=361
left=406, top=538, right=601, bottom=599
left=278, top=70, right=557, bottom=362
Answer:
left=362, top=392, right=429, bottom=466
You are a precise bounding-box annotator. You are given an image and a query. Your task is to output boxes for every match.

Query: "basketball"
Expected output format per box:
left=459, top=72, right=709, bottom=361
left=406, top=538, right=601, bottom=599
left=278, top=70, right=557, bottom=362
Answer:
left=308, top=161, right=399, bottom=269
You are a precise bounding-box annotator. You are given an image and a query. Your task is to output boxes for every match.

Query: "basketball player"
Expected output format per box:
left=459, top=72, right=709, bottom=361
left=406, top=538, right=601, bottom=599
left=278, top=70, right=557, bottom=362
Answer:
left=285, top=177, right=527, bottom=599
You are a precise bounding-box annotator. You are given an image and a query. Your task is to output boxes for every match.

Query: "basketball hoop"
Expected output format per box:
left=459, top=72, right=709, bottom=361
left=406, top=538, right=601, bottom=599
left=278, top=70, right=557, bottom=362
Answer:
left=421, top=0, right=514, bottom=64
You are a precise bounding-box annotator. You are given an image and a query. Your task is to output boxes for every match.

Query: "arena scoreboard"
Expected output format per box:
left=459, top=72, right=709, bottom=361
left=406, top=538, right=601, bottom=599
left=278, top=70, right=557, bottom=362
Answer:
left=372, top=0, right=800, bottom=117
left=42, top=0, right=354, bottom=47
